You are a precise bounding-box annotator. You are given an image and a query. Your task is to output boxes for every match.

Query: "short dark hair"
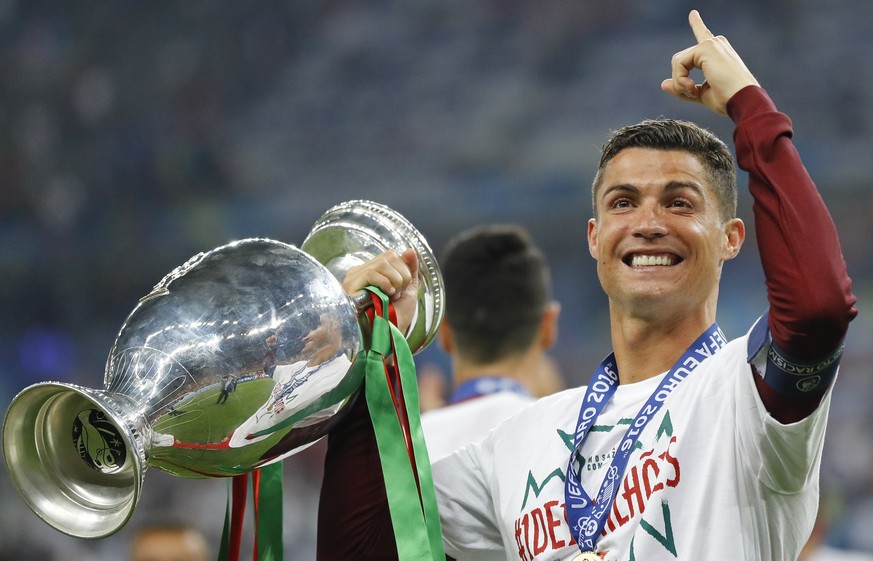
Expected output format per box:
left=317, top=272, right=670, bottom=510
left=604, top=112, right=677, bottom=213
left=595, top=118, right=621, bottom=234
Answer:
left=592, top=118, right=737, bottom=222
left=441, top=224, right=551, bottom=365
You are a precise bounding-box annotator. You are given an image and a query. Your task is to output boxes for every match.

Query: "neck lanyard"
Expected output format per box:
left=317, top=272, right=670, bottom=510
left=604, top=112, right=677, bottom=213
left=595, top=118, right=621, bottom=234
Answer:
left=564, top=324, right=726, bottom=555
left=449, top=376, right=530, bottom=404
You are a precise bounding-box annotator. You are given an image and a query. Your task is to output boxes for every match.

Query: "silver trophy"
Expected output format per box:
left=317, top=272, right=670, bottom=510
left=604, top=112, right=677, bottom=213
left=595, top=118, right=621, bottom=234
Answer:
left=1, top=200, right=443, bottom=539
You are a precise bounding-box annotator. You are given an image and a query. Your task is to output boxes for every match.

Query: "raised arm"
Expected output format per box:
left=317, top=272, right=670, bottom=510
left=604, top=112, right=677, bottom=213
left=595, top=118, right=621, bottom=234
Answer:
left=664, top=10, right=858, bottom=420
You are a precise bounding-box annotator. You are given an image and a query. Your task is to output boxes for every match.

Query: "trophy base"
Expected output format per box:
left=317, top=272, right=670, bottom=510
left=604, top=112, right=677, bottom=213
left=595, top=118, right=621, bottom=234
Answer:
left=2, top=382, right=144, bottom=538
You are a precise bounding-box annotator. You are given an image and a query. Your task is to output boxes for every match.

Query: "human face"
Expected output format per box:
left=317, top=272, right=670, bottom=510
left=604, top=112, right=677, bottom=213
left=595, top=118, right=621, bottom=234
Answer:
left=587, top=148, right=744, bottom=322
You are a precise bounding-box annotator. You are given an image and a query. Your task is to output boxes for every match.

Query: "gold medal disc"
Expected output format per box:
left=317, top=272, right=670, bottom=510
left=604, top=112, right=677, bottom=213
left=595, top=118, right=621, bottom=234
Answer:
left=571, top=552, right=600, bottom=561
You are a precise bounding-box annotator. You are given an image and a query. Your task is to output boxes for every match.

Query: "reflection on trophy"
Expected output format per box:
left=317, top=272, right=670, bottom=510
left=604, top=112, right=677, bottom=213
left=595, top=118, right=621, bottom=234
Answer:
left=1, top=200, right=444, bottom=539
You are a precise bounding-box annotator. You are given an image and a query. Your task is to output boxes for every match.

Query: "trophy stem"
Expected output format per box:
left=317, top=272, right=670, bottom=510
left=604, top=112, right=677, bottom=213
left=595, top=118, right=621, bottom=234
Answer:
left=2, top=382, right=147, bottom=538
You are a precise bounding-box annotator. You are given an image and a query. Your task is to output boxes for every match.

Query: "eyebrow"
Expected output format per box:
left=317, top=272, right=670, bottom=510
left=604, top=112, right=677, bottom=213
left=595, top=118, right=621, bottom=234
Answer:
left=599, top=180, right=705, bottom=202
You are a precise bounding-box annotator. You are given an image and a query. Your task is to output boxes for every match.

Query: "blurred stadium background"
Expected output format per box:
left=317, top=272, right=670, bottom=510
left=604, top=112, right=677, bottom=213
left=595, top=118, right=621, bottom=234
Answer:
left=1, top=1, right=872, bottom=559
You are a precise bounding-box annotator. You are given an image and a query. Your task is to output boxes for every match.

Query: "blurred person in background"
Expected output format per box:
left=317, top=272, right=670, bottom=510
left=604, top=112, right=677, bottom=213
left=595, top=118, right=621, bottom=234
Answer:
left=129, top=521, right=209, bottom=561
left=418, top=224, right=563, bottom=460
left=799, top=500, right=873, bottom=561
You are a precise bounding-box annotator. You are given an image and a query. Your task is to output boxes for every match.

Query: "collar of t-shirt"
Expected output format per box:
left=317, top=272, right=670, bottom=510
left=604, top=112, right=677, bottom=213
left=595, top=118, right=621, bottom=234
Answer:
left=448, top=375, right=530, bottom=404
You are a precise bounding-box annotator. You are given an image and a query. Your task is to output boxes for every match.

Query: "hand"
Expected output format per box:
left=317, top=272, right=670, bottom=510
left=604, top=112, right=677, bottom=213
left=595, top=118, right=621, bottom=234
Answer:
left=341, top=248, right=420, bottom=335
left=661, top=10, right=760, bottom=115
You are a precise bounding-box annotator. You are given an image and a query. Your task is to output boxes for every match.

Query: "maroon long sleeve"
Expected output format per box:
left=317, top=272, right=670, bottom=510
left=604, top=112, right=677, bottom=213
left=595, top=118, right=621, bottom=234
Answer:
left=318, top=390, right=457, bottom=560
left=729, top=86, right=857, bottom=357
left=729, top=86, right=857, bottom=419
left=317, top=391, right=398, bottom=560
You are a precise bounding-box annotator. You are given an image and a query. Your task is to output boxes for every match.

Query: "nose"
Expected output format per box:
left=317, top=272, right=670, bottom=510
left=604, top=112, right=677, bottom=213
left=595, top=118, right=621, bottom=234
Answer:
left=633, top=204, right=668, bottom=239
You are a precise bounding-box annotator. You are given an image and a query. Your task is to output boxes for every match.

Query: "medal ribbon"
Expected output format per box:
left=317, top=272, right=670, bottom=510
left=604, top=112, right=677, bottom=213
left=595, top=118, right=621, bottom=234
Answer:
left=564, top=323, right=726, bottom=553
left=362, top=286, right=446, bottom=560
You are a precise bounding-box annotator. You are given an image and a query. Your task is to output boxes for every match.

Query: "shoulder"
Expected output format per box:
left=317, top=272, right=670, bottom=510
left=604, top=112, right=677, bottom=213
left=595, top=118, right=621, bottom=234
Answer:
left=421, top=392, right=540, bottom=461
left=520, top=385, right=584, bottom=411
left=489, top=386, right=585, bottom=433
left=693, top=332, right=752, bottom=378
left=421, top=392, right=535, bottom=427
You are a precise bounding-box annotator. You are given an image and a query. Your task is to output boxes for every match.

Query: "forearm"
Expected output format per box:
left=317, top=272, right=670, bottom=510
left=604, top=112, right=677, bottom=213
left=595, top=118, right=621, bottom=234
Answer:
left=729, top=86, right=857, bottom=359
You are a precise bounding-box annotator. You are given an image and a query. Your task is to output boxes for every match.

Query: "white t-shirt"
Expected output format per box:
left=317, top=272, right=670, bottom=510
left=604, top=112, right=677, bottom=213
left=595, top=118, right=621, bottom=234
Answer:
left=432, top=333, right=834, bottom=561
left=421, top=391, right=536, bottom=461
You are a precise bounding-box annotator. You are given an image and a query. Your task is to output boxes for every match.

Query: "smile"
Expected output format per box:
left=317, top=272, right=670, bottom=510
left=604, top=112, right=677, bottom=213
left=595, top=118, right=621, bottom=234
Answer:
left=627, top=254, right=680, bottom=267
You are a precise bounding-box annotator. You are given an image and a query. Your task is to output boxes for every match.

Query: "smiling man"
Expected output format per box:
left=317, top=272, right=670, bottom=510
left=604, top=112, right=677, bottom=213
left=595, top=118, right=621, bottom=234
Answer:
left=318, top=10, right=858, bottom=561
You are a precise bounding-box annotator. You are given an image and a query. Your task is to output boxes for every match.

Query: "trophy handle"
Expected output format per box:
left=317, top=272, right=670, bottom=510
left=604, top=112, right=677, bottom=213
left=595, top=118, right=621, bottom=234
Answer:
left=2, top=381, right=147, bottom=538
left=301, top=200, right=444, bottom=354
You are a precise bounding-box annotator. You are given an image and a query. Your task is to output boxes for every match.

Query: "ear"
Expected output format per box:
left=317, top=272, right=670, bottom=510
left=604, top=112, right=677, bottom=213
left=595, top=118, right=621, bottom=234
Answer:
left=437, top=322, right=454, bottom=354
left=587, top=218, right=599, bottom=260
left=539, top=302, right=561, bottom=350
left=722, top=217, right=745, bottom=261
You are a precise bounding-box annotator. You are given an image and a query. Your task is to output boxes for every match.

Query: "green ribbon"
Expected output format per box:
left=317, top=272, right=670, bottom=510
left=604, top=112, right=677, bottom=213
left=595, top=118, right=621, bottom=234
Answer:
left=216, top=463, right=283, bottom=561
left=363, top=287, right=445, bottom=561
left=216, top=286, right=441, bottom=561
left=254, top=462, right=284, bottom=561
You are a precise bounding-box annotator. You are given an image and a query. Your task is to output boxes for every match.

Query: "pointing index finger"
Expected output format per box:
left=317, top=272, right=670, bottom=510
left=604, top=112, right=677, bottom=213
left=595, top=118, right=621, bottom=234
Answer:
left=689, top=10, right=714, bottom=43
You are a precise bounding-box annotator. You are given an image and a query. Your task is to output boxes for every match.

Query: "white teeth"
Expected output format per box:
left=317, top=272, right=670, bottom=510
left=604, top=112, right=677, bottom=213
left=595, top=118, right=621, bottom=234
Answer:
left=631, top=254, right=674, bottom=267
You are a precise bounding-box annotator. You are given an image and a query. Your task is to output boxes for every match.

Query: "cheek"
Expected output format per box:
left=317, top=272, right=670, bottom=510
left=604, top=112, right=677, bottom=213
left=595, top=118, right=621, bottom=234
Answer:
left=696, top=233, right=729, bottom=280
left=689, top=220, right=724, bottom=254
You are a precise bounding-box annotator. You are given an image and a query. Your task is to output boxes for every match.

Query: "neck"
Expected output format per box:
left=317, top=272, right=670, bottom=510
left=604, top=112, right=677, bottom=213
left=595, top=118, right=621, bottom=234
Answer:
left=451, top=346, right=542, bottom=392
left=609, top=305, right=716, bottom=384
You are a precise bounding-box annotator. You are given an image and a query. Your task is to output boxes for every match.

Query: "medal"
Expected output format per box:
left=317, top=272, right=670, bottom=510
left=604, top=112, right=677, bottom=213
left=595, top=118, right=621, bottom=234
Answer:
left=564, top=324, right=726, bottom=556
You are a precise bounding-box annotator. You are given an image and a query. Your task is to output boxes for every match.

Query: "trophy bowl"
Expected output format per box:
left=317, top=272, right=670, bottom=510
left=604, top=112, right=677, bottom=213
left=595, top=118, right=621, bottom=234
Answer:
left=302, top=199, right=444, bottom=354
left=2, top=201, right=444, bottom=539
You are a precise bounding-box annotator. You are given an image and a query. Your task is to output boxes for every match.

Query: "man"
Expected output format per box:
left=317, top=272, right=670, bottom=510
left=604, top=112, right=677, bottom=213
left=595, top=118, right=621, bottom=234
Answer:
left=129, top=522, right=209, bottom=561
left=318, top=10, right=857, bottom=561
left=420, top=224, right=562, bottom=460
